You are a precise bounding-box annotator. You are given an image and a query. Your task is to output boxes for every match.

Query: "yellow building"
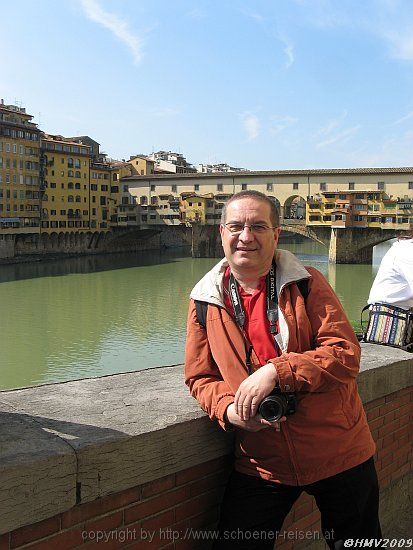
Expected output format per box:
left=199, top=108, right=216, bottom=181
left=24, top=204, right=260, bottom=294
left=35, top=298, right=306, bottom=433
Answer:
left=180, top=193, right=215, bottom=224
left=0, top=101, right=41, bottom=233
left=90, top=162, right=112, bottom=230
left=128, top=155, right=155, bottom=176
left=40, top=135, right=91, bottom=232
left=306, top=191, right=413, bottom=230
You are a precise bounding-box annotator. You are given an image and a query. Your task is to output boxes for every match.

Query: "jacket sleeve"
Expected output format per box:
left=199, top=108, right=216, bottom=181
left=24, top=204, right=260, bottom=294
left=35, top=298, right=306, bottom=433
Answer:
left=184, top=299, right=235, bottom=430
left=271, top=268, right=362, bottom=393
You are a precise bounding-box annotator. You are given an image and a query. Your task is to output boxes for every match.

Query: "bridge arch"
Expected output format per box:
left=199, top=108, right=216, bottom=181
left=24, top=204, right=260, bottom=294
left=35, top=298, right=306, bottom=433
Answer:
left=283, top=195, right=306, bottom=220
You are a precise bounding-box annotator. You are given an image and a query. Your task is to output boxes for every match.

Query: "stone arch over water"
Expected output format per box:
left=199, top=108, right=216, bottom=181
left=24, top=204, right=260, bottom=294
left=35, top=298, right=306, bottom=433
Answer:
left=284, top=195, right=306, bottom=220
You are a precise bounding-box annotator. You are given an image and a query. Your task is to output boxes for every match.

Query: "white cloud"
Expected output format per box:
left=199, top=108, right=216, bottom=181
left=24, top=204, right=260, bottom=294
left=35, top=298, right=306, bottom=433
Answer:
left=316, top=110, right=348, bottom=137
left=392, top=111, right=413, bottom=125
left=347, top=130, right=413, bottom=167
left=79, top=0, right=143, bottom=64
left=283, top=41, right=295, bottom=69
left=275, top=33, right=295, bottom=69
left=270, top=115, right=298, bottom=135
left=240, top=112, right=260, bottom=141
left=384, top=33, right=413, bottom=61
left=242, top=10, right=266, bottom=24
left=151, top=107, right=180, bottom=118
left=316, top=125, right=361, bottom=149
left=187, top=8, right=207, bottom=19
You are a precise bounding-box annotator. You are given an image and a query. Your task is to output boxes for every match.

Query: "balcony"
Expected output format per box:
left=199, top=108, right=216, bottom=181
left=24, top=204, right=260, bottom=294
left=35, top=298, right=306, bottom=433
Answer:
left=169, top=198, right=180, bottom=208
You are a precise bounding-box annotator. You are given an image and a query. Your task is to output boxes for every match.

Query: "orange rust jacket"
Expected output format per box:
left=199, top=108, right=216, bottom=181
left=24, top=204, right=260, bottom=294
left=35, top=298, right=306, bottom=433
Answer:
left=184, top=250, right=375, bottom=485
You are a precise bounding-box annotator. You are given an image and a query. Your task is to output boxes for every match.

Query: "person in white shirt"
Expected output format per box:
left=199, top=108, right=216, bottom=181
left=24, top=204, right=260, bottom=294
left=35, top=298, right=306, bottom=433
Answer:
left=368, top=232, right=413, bottom=310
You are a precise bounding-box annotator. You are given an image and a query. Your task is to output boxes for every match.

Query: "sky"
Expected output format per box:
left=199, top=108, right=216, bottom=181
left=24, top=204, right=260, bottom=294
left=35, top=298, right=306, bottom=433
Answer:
left=2, top=0, right=413, bottom=171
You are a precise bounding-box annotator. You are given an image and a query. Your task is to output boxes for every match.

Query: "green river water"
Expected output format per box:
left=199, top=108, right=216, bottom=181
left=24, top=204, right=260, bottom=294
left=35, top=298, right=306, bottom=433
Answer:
left=0, top=239, right=394, bottom=390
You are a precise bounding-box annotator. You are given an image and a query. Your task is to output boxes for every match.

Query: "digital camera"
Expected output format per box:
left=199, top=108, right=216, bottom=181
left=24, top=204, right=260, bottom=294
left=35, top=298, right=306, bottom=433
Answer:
left=258, top=388, right=296, bottom=422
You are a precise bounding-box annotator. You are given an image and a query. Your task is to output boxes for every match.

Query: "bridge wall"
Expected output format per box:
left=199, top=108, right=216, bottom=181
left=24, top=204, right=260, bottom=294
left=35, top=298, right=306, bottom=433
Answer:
left=0, top=345, right=411, bottom=547
left=0, top=224, right=403, bottom=265
left=0, top=226, right=193, bottom=263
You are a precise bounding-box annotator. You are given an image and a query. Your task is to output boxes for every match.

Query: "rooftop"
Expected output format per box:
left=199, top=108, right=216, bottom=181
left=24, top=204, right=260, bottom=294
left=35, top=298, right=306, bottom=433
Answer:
left=123, top=166, right=413, bottom=181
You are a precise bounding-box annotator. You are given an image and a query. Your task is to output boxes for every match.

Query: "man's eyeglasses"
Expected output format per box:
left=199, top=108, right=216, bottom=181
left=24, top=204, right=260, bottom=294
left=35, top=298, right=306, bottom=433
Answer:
left=224, top=223, right=278, bottom=235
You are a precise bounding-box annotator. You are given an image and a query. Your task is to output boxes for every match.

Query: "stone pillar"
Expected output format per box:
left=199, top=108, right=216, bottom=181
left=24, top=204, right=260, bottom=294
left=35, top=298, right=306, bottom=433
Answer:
left=0, top=236, right=15, bottom=259
left=191, top=224, right=222, bottom=258
left=328, top=228, right=373, bottom=264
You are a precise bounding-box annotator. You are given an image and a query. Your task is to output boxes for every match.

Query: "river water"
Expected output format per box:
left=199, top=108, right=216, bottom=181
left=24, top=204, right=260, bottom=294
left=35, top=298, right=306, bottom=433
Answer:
left=0, top=239, right=394, bottom=390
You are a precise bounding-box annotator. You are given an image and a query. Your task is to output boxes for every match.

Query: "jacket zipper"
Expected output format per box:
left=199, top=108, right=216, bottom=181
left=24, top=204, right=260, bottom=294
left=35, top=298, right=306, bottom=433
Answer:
left=276, top=299, right=300, bottom=484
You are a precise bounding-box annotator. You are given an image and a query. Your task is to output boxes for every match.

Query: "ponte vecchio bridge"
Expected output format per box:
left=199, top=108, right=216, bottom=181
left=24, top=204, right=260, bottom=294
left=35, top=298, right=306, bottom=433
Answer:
left=124, top=168, right=413, bottom=264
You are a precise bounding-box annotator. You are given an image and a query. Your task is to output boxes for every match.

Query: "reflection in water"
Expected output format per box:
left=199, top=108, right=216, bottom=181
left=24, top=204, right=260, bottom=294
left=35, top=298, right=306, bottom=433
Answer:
left=0, top=239, right=395, bottom=390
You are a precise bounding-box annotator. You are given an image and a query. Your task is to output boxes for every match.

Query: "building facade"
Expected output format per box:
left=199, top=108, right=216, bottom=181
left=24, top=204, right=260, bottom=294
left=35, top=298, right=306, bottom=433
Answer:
left=125, top=168, right=413, bottom=228
left=148, top=151, right=197, bottom=174
left=0, top=101, right=41, bottom=234
left=41, top=135, right=91, bottom=232
left=307, top=191, right=413, bottom=230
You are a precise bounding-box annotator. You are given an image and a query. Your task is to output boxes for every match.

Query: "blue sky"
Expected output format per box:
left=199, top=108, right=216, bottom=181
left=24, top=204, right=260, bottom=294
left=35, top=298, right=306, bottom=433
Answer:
left=2, top=0, right=413, bottom=170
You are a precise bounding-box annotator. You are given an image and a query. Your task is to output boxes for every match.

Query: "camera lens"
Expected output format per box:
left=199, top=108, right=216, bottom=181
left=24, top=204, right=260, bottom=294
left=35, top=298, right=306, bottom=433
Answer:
left=259, top=395, right=285, bottom=422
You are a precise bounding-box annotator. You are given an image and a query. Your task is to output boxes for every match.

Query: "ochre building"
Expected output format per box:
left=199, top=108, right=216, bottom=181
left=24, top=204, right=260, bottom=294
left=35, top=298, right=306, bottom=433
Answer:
left=0, top=101, right=41, bottom=234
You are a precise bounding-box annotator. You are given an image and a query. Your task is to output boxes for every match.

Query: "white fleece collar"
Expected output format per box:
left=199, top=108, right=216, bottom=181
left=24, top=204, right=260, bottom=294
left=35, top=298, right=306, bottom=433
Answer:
left=190, top=249, right=311, bottom=306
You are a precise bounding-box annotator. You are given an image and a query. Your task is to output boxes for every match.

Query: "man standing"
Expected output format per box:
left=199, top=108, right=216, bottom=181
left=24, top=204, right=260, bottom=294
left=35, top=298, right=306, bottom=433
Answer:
left=185, top=191, right=381, bottom=548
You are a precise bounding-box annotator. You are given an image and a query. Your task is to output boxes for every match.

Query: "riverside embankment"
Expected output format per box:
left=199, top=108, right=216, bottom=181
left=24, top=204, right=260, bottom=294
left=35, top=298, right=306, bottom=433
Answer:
left=0, top=343, right=411, bottom=548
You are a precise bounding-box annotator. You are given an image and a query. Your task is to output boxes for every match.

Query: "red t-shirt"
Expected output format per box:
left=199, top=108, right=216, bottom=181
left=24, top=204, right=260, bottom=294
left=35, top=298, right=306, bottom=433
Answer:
left=223, top=267, right=279, bottom=365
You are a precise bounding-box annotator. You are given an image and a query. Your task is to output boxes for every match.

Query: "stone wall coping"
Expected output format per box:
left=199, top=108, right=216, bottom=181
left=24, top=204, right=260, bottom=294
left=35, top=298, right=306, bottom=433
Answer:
left=0, top=344, right=412, bottom=534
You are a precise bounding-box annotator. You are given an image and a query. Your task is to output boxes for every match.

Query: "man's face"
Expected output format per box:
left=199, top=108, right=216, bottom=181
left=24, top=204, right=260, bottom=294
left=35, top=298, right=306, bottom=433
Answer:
left=219, top=197, right=281, bottom=274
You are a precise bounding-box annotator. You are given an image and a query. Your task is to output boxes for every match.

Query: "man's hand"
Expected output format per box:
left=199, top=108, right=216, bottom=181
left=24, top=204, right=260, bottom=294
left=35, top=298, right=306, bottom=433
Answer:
left=225, top=403, right=281, bottom=432
left=235, top=363, right=279, bottom=421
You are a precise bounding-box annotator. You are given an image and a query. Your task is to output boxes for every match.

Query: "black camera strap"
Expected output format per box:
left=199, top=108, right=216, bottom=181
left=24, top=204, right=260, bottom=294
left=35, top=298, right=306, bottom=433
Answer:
left=228, top=261, right=280, bottom=373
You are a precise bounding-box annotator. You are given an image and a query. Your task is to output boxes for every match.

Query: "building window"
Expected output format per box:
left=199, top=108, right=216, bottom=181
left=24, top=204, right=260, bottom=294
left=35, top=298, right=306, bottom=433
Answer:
left=409, top=182, right=413, bottom=190
left=266, top=183, right=273, bottom=191
left=293, top=182, right=299, bottom=190
left=194, top=184, right=199, bottom=191
left=171, top=185, right=177, bottom=193
left=378, top=182, right=385, bottom=190
left=349, top=182, right=355, bottom=190
left=150, top=184, right=156, bottom=191
left=217, top=184, right=223, bottom=191
left=320, top=183, right=327, bottom=191
left=241, top=184, right=247, bottom=190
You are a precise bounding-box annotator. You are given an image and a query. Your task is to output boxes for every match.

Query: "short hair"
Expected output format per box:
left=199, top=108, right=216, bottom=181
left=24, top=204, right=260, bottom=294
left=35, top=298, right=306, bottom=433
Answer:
left=220, top=190, right=280, bottom=227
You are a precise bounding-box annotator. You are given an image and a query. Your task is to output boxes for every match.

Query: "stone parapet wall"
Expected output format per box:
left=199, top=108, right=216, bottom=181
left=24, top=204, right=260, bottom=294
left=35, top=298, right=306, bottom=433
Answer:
left=0, top=226, right=192, bottom=263
left=0, top=344, right=412, bottom=548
